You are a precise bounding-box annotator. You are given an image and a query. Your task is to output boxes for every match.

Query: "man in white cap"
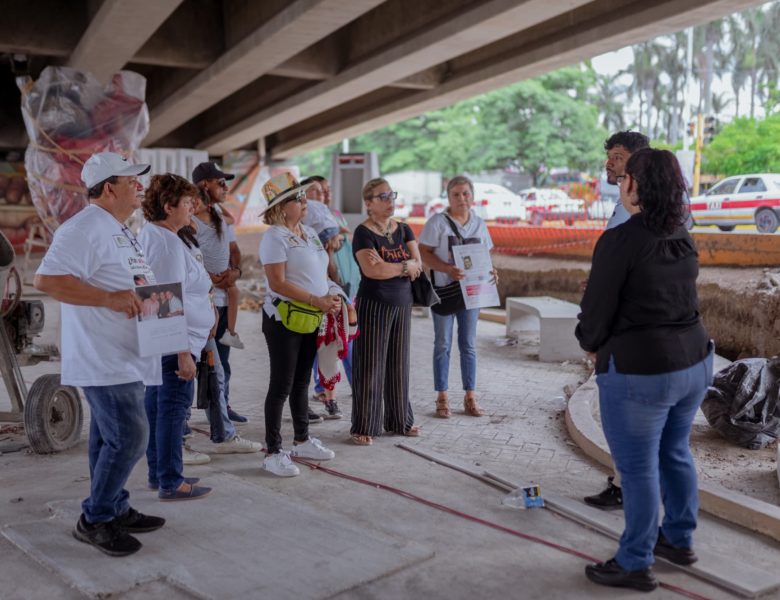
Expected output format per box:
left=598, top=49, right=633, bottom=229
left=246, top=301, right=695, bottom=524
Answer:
left=35, top=152, right=165, bottom=557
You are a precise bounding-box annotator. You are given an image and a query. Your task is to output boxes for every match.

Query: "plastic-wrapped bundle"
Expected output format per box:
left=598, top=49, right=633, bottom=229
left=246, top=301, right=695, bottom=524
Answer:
left=16, top=67, right=149, bottom=231
left=701, top=358, right=780, bottom=449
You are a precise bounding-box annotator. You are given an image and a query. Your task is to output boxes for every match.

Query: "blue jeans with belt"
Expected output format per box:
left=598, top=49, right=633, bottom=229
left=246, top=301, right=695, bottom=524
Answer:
left=432, top=308, right=480, bottom=391
left=145, top=355, right=195, bottom=492
left=597, top=350, right=714, bottom=571
left=81, top=382, right=148, bottom=523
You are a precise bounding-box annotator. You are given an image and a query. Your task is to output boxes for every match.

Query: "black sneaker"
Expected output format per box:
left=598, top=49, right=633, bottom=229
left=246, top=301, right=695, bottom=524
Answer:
left=584, top=476, right=623, bottom=510
left=72, top=514, right=142, bottom=557
left=585, top=558, right=658, bottom=592
left=323, top=400, right=343, bottom=420
left=227, top=407, right=248, bottom=423
left=308, top=408, right=324, bottom=424
left=115, top=507, right=166, bottom=533
left=654, top=528, right=698, bottom=565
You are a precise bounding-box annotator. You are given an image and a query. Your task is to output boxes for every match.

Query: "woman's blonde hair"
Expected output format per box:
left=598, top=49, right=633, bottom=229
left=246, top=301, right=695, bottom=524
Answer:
left=362, top=177, right=390, bottom=202
left=263, top=202, right=287, bottom=226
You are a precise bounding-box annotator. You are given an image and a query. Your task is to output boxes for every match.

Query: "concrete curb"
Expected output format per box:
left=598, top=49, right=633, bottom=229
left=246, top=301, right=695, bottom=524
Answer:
left=565, top=373, right=780, bottom=543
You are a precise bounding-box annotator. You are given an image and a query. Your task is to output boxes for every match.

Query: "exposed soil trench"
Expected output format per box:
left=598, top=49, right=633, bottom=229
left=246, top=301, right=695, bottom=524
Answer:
left=493, top=254, right=777, bottom=361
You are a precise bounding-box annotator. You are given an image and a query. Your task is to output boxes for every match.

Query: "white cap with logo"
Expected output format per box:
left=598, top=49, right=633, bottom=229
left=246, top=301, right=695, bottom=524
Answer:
left=81, top=152, right=151, bottom=189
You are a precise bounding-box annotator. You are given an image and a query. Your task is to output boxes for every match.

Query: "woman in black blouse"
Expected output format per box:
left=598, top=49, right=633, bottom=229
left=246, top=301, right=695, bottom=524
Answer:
left=576, top=148, right=713, bottom=592
left=350, top=177, right=423, bottom=445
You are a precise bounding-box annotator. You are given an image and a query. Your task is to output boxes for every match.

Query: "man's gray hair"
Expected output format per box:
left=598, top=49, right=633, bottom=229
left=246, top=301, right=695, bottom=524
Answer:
left=446, top=175, right=474, bottom=197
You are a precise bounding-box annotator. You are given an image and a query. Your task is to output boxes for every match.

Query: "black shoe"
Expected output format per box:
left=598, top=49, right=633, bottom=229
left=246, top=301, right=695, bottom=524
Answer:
left=72, top=514, right=142, bottom=557
left=584, top=476, right=623, bottom=510
left=227, top=407, right=248, bottom=423
left=654, top=528, right=698, bottom=565
left=308, top=408, right=324, bottom=424
left=585, top=558, right=658, bottom=592
left=323, top=400, right=343, bottom=420
left=115, top=507, right=166, bottom=533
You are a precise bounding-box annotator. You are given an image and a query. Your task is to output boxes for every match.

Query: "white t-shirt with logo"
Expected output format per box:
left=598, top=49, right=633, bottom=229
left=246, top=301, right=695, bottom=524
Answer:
left=418, top=210, right=494, bottom=286
left=36, top=205, right=159, bottom=387
left=138, top=223, right=215, bottom=357
left=192, top=215, right=235, bottom=307
left=259, top=224, right=331, bottom=319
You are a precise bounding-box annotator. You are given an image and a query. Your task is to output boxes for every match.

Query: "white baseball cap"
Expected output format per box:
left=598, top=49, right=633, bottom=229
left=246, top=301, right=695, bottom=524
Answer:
left=81, top=152, right=151, bottom=189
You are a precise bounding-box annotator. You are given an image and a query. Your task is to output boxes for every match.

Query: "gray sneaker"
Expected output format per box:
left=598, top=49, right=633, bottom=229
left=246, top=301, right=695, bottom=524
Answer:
left=323, top=400, right=342, bottom=419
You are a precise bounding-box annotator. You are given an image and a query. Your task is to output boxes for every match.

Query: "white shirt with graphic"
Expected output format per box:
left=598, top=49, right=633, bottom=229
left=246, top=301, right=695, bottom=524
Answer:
left=36, top=205, right=160, bottom=387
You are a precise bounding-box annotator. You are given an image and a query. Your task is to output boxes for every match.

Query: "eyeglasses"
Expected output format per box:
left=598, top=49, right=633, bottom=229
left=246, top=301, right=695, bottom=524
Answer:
left=286, top=190, right=307, bottom=204
left=371, top=191, right=398, bottom=202
left=120, top=224, right=145, bottom=257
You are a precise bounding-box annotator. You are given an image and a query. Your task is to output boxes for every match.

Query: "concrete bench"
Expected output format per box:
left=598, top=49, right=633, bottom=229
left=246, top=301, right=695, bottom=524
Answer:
left=505, top=296, right=582, bottom=362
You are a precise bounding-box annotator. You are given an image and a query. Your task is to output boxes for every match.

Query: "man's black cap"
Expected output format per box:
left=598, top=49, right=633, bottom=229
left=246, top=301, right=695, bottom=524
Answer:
left=192, top=162, right=235, bottom=184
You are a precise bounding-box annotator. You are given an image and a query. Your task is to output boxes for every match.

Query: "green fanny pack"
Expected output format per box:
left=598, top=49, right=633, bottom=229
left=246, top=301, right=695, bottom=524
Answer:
left=273, top=298, right=323, bottom=334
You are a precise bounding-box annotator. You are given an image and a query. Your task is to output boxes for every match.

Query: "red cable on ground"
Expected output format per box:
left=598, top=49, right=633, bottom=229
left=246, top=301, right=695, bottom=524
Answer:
left=294, top=457, right=714, bottom=600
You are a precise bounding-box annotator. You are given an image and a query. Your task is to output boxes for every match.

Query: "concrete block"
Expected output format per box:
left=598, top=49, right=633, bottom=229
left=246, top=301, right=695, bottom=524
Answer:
left=1, top=472, right=432, bottom=600
left=505, top=296, right=582, bottom=362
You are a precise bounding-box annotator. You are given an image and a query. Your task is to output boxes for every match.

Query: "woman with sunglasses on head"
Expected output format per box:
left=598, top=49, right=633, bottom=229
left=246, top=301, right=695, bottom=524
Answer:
left=259, top=173, right=342, bottom=477
left=576, top=148, right=713, bottom=592
left=349, top=177, right=423, bottom=446
left=138, top=174, right=213, bottom=501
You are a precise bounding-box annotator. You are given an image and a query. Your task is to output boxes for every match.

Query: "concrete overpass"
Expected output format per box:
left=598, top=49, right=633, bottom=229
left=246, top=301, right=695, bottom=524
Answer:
left=0, top=0, right=766, bottom=159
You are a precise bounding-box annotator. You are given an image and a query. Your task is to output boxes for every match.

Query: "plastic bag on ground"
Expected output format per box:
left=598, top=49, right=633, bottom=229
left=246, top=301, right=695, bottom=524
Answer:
left=16, top=66, right=149, bottom=231
left=701, top=358, right=780, bottom=449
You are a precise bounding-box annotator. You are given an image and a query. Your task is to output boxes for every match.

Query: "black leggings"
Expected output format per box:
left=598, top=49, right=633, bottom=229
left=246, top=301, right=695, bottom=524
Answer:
left=262, top=311, right=317, bottom=453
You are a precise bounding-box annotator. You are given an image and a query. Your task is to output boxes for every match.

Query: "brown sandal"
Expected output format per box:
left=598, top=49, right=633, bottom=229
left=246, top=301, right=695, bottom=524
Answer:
left=464, top=395, right=484, bottom=417
left=403, top=426, right=421, bottom=437
left=435, top=397, right=451, bottom=418
left=350, top=434, right=373, bottom=446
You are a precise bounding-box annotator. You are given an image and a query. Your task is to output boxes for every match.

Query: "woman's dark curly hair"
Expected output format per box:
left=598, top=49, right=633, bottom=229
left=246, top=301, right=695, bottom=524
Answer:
left=625, top=148, right=689, bottom=235
left=142, top=174, right=199, bottom=222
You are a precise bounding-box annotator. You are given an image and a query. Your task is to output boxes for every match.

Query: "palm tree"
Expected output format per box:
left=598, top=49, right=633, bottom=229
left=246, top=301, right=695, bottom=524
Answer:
left=592, top=71, right=626, bottom=132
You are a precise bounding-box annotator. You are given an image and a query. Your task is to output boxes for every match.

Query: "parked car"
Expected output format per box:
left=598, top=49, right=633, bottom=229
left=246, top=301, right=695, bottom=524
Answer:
left=689, top=173, right=780, bottom=233
left=424, top=182, right=526, bottom=221
left=519, top=188, right=583, bottom=225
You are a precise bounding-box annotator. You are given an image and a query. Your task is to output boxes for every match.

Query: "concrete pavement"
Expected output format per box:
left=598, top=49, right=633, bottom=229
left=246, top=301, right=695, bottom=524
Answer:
left=1, top=297, right=780, bottom=599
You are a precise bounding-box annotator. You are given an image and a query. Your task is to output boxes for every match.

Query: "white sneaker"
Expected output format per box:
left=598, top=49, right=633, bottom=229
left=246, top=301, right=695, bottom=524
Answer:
left=262, top=451, right=300, bottom=477
left=183, top=445, right=211, bottom=465
left=219, top=331, right=245, bottom=349
left=213, top=435, right=262, bottom=454
left=290, top=437, right=335, bottom=460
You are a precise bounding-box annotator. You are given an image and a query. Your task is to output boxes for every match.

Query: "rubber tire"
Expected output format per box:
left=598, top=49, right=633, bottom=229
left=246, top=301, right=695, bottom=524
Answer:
left=755, top=208, right=779, bottom=234
left=717, top=225, right=736, bottom=232
left=24, top=374, right=83, bottom=454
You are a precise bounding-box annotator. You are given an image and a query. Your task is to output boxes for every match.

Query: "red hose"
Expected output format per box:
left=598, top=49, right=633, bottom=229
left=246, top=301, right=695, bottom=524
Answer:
left=293, top=457, right=714, bottom=600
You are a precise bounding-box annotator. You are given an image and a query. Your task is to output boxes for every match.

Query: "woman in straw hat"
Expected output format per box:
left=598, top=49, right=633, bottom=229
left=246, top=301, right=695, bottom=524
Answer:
left=258, top=173, right=343, bottom=477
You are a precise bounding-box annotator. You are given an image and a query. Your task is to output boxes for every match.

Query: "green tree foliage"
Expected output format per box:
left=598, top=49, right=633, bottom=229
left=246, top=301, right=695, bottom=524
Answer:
left=703, top=114, right=780, bottom=175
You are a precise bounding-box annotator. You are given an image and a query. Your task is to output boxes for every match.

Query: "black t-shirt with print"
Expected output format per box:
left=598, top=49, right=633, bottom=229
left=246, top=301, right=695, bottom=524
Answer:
left=352, top=222, right=415, bottom=306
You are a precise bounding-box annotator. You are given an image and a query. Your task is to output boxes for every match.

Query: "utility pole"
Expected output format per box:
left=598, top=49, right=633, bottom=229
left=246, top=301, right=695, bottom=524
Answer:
left=682, top=27, right=694, bottom=151
left=692, top=113, right=703, bottom=196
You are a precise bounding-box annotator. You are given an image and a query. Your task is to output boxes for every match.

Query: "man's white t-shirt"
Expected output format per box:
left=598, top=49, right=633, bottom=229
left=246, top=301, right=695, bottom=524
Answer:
left=419, top=210, right=494, bottom=286
left=259, top=224, right=331, bottom=319
left=192, top=215, right=235, bottom=307
left=138, top=224, right=215, bottom=357
left=36, top=205, right=159, bottom=387
left=302, top=200, right=339, bottom=240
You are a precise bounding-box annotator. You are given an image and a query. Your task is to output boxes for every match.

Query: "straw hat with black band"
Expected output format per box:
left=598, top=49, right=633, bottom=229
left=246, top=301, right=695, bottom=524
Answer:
left=260, top=172, right=315, bottom=215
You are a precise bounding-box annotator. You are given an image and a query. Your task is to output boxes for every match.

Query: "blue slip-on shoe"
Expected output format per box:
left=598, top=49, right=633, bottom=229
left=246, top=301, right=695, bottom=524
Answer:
left=148, top=476, right=200, bottom=491
left=158, top=483, right=212, bottom=502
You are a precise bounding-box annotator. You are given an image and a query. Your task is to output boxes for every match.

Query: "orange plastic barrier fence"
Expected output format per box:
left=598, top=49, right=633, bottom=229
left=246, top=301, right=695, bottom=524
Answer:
left=406, top=219, right=780, bottom=267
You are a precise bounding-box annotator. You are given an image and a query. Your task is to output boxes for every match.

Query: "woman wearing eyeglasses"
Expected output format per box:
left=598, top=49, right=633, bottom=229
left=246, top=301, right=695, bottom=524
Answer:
left=576, top=148, right=713, bottom=592
left=138, top=174, right=214, bottom=501
left=349, top=177, right=423, bottom=445
left=259, top=173, right=342, bottom=476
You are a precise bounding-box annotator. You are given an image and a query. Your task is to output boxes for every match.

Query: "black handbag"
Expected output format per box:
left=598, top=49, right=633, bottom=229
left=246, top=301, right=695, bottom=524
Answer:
left=430, top=215, right=469, bottom=316
left=411, top=271, right=440, bottom=307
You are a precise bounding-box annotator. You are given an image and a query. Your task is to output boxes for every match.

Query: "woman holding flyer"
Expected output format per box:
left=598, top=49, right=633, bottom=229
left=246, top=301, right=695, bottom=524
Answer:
left=139, top=174, right=214, bottom=501
left=419, top=175, right=496, bottom=419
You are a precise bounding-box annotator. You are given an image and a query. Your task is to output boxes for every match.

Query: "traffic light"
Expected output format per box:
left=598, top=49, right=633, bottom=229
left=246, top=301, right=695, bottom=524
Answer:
left=687, top=120, right=696, bottom=137
left=703, top=116, right=717, bottom=144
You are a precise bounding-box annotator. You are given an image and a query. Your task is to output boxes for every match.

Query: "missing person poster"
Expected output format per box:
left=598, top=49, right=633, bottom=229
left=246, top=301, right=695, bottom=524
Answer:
left=135, top=282, right=188, bottom=357
left=451, top=243, right=499, bottom=310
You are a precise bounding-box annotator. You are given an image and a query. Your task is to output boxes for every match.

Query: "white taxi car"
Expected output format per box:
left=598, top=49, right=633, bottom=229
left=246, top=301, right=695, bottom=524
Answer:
left=689, top=173, right=780, bottom=233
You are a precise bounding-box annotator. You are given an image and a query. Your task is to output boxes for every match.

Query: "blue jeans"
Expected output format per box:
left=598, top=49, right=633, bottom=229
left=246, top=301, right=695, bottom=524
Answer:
left=313, top=339, right=354, bottom=394
left=202, top=337, right=236, bottom=441
left=215, top=306, right=232, bottom=404
left=144, top=355, right=195, bottom=492
left=81, top=382, right=148, bottom=523
left=597, top=350, right=714, bottom=571
left=432, top=308, right=480, bottom=391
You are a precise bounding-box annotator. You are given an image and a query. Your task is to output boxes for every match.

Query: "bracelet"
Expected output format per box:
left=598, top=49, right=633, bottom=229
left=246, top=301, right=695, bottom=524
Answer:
left=401, top=261, right=409, bottom=277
